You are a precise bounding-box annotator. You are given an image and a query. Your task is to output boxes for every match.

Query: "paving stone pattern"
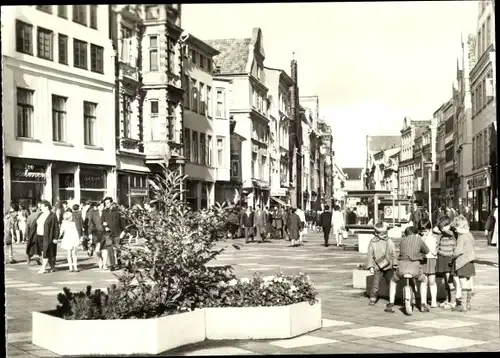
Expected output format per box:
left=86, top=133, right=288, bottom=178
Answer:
left=5, top=231, right=500, bottom=356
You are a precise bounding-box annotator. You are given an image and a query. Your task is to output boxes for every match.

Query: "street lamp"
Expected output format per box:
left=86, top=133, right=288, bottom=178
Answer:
left=177, top=30, right=190, bottom=201
left=424, top=161, right=433, bottom=223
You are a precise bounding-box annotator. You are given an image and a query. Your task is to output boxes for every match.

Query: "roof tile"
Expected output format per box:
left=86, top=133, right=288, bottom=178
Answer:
left=367, top=135, right=401, bottom=152
left=205, top=38, right=252, bottom=74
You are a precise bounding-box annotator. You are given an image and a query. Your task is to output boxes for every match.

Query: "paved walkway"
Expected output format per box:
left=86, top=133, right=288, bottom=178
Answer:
left=5, top=231, right=499, bottom=356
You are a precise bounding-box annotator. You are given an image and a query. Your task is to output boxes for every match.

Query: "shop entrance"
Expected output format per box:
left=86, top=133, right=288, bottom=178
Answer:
left=11, top=182, right=44, bottom=208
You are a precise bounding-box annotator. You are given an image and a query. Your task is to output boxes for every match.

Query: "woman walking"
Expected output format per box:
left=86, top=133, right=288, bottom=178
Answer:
left=59, top=211, right=81, bottom=272
left=33, top=200, right=60, bottom=274
left=451, top=215, right=476, bottom=312
left=419, top=219, right=439, bottom=308
left=332, top=205, right=345, bottom=247
left=485, top=197, right=497, bottom=247
left=17, top=205, right=29, bottom=243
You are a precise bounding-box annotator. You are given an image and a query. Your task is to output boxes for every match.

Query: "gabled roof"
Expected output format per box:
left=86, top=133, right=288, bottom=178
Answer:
left=205, top=38, right=252, bottom=74
left=342, top=167, right=364, bottom=180
left=367, top=135, right=401, bottom=153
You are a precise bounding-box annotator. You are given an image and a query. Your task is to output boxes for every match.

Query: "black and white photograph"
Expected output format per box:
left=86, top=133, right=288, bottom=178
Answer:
left=2, top=2, right=499, bottom=356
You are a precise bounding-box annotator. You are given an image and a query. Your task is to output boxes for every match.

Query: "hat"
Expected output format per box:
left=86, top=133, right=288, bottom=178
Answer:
left=374, top=222, right=388, bottom=233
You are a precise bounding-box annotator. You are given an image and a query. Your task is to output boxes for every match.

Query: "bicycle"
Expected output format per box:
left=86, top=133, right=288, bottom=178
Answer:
left=402, top=273, right=417, bottom=316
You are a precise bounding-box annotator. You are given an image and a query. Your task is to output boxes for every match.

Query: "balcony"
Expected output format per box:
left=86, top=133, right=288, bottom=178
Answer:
left=119, top=62, right=139, bottom=84
left=118, top=137, right=144, bottom=155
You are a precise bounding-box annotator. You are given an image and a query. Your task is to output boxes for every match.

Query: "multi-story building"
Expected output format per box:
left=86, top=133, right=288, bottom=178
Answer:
left=441, top=99, right=457, bottom=207
left=318, top=119, right=334, bottom=206
left=379, top=147, right=401, bottom=194
left=398, top=118, right=430, bottom=199
left=434, top=104, right=447, bottom=207
left=300, top=95, right=320, bottom=210
left=181, top=34, right=220, bottom=209
left=264, top=66, right=293, bottom=206
left=468, top=0, right=496, bottom=229
left=365, top=135, right=401, bottom=190
left=207, top=28, right=271, bottom=209
left=2, top=5, right=115, bottom=212
left=289, top=59, right=304, bottom=208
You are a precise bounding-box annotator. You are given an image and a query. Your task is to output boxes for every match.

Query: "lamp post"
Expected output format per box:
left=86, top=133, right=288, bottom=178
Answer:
left=425, top=161, right=433, bottom=223
left=177, top=30, right=190, bottom=201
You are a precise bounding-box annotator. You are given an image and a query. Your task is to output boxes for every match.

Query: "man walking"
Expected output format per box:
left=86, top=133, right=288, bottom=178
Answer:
left=242, top=206, right=254, bottom=243
left=26, top=204, right=41, bottom=265
left=103, top=197, right=125, bottom=271
left=319, top=205, right=333, bottom=247
left=253, top=206, right=266, bottom=243
left=296, top=206, right=306, bottom=245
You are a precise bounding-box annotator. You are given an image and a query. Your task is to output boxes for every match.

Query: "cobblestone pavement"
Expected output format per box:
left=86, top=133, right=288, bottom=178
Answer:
left=5, top=231, right=499, bottom=356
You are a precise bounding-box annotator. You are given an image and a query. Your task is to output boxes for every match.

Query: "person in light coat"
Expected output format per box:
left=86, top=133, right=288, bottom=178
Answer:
left=331, top=205, right=346, bottom=247
left=295, top=206, right=306, bottom=244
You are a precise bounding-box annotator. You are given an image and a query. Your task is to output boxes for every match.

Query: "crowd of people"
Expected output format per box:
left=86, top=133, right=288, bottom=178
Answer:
left=366, top=212, right=492, bottom=313
left=3, top=198, right=143, bottom=273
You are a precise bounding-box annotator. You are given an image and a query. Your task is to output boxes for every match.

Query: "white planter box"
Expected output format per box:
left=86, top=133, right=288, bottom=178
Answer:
left=353, top=269, right=372, bottom=289
left=204, top=300, right=322, bottom=340
left=32, top=309, right=206, bottom=356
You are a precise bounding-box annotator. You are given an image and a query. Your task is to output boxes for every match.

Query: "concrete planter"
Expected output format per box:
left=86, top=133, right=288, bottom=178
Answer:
left=353, top=269, right=372, bottom=289
left=32, top=309, right=206, bottom=356
left=205, top=300, right=322, bottom=340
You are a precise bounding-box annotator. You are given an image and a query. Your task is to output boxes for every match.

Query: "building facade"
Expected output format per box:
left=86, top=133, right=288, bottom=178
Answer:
left=264, top=66, right=293, bottom=207
left=365, top=135, right=401, bottom=190
left=468, top=0, right=496, bottom=229
left=207, top=28, right=271, bottom=209
left=3, top=5, right=116, bottom=212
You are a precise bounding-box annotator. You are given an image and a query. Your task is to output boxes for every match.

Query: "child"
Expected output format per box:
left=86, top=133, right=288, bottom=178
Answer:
left=367, top=222, right=397, bottom=306
left=59, top=211, right=81, bottom=272
left=4, top=213, right=15, bottom=264
left=435, top=215, right=460, bottom=309
left=451, top=215, right=476, bottom=312
left=385, top=226, right=430, bottom=313
left=99, top=226, right=114, bottom=271
left=418, top=219, right=439, bottom=308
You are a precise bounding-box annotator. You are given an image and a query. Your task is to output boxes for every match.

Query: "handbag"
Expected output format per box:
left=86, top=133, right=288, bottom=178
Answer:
left=374, top=240, right=391, bottom=270
left=342, top=230, right=348, bottom=239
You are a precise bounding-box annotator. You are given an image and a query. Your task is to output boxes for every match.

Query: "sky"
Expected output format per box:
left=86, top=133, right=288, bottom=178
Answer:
left=182, top=1, right=479, bottom=168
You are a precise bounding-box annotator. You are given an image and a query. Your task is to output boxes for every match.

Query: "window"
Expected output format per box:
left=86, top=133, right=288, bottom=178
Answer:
left=183, top=75, right=190, bottom=109
left=37, top=5, right=52, bottom=13
left=482, top=78, right=487, bottom=108
left=167, top=101, right=175, bottom=141
left=84, top=101, right=97, bottom=146
left=16, top=20, right=33, bottom=55
left=74, top=39, right=88, bottom=69
left=217, top=137, right=224, bottom=167
left=200, top=134, right=206, bottom=165
left=90, top=5, right=98, bottom=29
left=145, top=5, right=159, bottom=20
left=16, top=88, right=34, bottom=138
left=57, top=34, right=68, bottom=65
left=149, top=36, right=158, bottom=71
left=123, top=95, right=133, bottom=138
left=471, top=90, right=476, bottom=116
left=477, top=134, right=482, bottom=167
left=207, top=135, right=212, bottom=166
left=51, top=95, right=67, bottom=142
left=190, top=49, right=196, bottom=64
left=200, top=54, right=204, bottom=68
left=150, top=100, right=159, bottom=116
left=57, top=5, right=67, bottom=18
left=199, top=82, right=205, bottom=115
left=207, top=86, right=212, bottom=117
left=73, top=5, right=87, bottom=26
left=192, top=79, right=198, bottom=112
left=37, top=27, right=53, bottom=60
left=207, top=59, right=212, bottom=73
left=483, top=129, right=489, bottom=166
left=192, top=131, right=199, bottom=163
left=478, top=30, right=482, bottom=57
left=184, top=129, right=191, bottom=162
left=90, top=44, right=104, bottom=73
left=216, top=88, right=225, bottom=118
left=482, top=23, right=486, bottom=53
left=167, top=36, right=175, bottom=73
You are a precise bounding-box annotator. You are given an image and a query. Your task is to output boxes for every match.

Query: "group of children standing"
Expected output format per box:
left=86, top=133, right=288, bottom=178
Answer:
left=367, top=214, right=476, bottom=313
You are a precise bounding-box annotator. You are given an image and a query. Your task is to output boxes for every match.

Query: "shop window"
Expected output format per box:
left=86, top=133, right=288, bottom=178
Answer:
left=59, top=173, right=75, bottom=201
left=11, top=160, right=47, bottom=207
left=80, top=169, right=106, bottom=203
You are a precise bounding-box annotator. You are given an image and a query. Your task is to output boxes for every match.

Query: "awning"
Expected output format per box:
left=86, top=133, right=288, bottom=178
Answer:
left=271, top=196, right=290, bottom=207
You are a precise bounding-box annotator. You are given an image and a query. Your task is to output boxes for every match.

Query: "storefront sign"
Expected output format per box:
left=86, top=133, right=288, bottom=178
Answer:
left=11, top=162, right=46, bottom=182
left=80, top=170, right=106, bottom=189
left=130, top=188, right=148, bottom=196
left=467, top=173, right=490, bottom=191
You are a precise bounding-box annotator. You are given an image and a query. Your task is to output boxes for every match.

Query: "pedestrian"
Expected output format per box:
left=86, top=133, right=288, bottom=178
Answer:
left=418, top=219, right=439, bottom=308
left=4, top=212, right=15, bottom=264
left=288, top=207, right=302, bottom=247
left=409, top=203, right=422, bottom=226
left=332, top=205, right=345, bottom=247
left=450, top=215, right=476, bottom=312
left=282, top=207, right=289, bottom=240
left=8, top=204, right=19, bottom=244
left=238, top=205, right=246, bottom=239
left=319, top=205, right=333, bottom=247
left=26, top=204, right=42, bottom=265
left=385, top=226, right=430, bottom=313
left=62, top=200, right=72, bottom=213
left=272, top=207, right=284, bottom=239
left=227, top=207, right=240, bottom=239
left=59, top=211, right=81, bottom=272
left=34, top=200, right=60, bottom=274
left=253, top=206, right=266, bottom=243
left=485, top=197, right=497, bottom=247
left=72, top=204, right=84, bottom=248
left=88, top=201, right=106, bottom=269
left=265, top=206, right=273, bottom=239
left=242, top=206, right=254, bottom=243
left=103, top=197, right=125, bottom=271
left=17, top=205, right=29, bottom=243
left=435, top=215, right=460, bottom=309
left=296, top=206, right=306, bottom=245
left=367, top=222, right=397, bottom=306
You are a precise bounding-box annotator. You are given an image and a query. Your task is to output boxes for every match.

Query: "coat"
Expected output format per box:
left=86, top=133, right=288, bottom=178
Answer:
left=242, top=212, right=254, bottom=228
left=26, top=212, right=42, bottom=257
left=454, top=231, right=476, bottom=271
left=288, top=212, right=301, bottom=241
left=27, top=212, right=59, bottom=259
left=272, top=212, right=283, bottom=230
left=103, top=205, right=124, bottom=237
left=331, top=211, right=345, bottom=233
left=319, top=211, right=332, bottom=228
left=88, top=210, right=105, bottom=236
left=367, top=235, right=397, bottom=271
left=253, top=211, right=266, bottom=227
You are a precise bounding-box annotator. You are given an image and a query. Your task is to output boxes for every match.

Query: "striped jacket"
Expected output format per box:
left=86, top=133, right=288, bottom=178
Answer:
left=437, top=235, right=456, bottom=257
left=398, top=234, right=429, bottom=262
